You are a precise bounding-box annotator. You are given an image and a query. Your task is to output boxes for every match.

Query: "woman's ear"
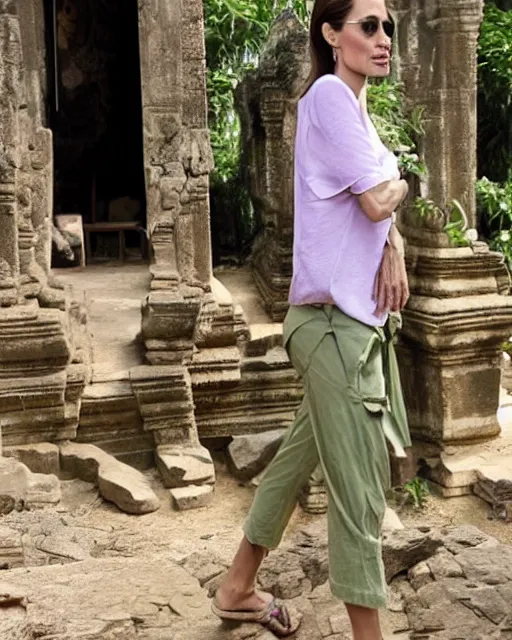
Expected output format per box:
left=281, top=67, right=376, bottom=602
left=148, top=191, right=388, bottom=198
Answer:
left=321, top=22, right=337, bottom=49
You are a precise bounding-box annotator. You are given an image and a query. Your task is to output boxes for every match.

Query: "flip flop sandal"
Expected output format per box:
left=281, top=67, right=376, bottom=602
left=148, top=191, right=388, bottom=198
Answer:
left=211, top=598, right=301, bottom=637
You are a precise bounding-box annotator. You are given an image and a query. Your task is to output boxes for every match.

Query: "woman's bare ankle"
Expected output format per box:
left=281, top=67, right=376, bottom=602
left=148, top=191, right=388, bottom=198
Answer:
left=215, top=583, right=273, bottom=612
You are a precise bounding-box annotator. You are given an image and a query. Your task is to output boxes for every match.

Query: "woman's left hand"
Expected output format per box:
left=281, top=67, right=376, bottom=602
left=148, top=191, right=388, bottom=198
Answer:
left=373, top=240, right=409, bottom=318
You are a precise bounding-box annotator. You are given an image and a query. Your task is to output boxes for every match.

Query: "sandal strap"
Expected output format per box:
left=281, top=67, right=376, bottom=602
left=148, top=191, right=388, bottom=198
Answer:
left=262, top=600, right=292, bottom=634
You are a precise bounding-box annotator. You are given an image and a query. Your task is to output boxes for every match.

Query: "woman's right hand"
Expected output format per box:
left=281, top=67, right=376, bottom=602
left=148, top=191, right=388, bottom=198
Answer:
left=373, top=242, right=409, bottom=317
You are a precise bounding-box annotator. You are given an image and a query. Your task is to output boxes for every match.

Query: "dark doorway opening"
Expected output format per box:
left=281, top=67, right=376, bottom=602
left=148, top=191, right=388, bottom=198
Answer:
left=45, top=0, right=146, bottom=264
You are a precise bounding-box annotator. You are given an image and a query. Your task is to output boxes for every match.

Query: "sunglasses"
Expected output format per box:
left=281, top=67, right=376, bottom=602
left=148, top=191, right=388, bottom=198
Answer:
left=345, top=16, right=395, bottom=39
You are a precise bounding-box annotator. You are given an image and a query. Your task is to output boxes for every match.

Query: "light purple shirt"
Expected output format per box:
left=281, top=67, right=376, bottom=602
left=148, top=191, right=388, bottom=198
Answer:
left=289, top=74, right=399, bottom=327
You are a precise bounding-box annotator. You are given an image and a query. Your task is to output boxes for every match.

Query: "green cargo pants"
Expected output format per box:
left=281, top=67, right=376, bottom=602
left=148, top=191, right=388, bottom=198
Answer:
left=244, top=304, right=411, bottom=610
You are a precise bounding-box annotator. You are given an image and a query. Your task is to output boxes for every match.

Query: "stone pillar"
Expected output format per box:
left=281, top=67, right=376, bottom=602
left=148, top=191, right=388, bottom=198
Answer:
left=0, top=1, right=88, bottom=450
left=236, top=12, right=309, bottom=321
left=387, top=0, right=512, bottom=448
left=136, top=0, right=222, bottom=493
left=0, top=1, right=22, bottom=307
left=139, top=0, right=214, bottom=366
left=390, top=0, right=482, bottom=228
left=16, top=0, right=62, bottom=309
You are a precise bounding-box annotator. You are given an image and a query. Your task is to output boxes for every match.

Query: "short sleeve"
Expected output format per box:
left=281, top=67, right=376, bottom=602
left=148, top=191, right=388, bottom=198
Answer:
left=303, top=77, right=390, bottom=199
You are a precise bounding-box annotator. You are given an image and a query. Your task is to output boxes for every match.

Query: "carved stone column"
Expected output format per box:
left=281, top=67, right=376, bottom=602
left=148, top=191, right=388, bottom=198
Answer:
left=0, top=1, right=88, bottom=451
left=138, top=0, right=216, bottom=364
left=387, top=0, right=512, bottom=449
left=390, top=0, right=482, bottom=227
left=236, top=12, right=309, bottom=321
left=136, top=0, right=221, bottom=496
left=0, top=1, right=22, bottom=308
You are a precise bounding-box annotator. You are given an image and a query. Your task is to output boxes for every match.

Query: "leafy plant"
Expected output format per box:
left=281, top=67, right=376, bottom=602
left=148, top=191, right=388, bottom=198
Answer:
left=444, top=199, right=472, bottom=247
left=502, top=339, right=512, bottom=356
left=367, top=81, right=426, bottom=179
left=477, top=176, right=512, bottom=232
left=411, top=197, right=472, bottom=247
left=478, top=3, right=512, bottom=183
left=205, top=1, right=309, bottom=263
left=205, top=0, right=309, bottom=184
left=412, top=197, right=444, bottom=227
left=403, top=477, right=430, bottom=509
left=476, top=177, right=512, bottom=267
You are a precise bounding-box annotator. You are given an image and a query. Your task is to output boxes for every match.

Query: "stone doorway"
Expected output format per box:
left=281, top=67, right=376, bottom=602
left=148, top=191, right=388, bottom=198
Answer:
left=45, top=0, right=146, bottom=265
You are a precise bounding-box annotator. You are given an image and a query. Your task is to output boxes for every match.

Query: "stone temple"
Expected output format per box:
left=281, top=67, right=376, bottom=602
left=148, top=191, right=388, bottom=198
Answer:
left=1, top=0, right=512, bottom=515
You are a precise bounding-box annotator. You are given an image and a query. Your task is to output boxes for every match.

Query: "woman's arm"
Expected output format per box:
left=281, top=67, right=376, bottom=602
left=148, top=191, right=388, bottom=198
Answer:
left=373, top=224, right=409, bottom=316
left=357, top=179, right=409, bottom=223
left=388, top=221, right=405, bottom=257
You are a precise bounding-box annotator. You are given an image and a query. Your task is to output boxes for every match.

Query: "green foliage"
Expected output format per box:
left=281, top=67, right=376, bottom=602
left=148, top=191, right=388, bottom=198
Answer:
left=403, top=477, right=430, bottom=510
left=367, top=81, right=426, bottom=179
left=444, top=200, right=472, bottom=247
left=491, top=229, right=512, bottom=269
left=411, top=197, right=471, bottom=247
left=478, top=3, right=512, bottom=182
left=502, top=339, right=512, bottom=356
left=476, top=177, right=512, bottom=267
left=412, top=197, right=444, bottom=226
left=205, top=0, right=308, bottom=184
left=477, top=176, right=512, bottom=230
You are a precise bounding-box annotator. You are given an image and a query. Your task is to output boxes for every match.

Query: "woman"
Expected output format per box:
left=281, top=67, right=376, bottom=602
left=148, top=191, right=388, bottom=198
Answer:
left=213, top=1, right=412, bottom=638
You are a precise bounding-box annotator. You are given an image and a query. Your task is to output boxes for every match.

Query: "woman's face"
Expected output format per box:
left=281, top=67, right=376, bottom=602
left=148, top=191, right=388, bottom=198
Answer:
left=325, top=0, right=393, bottom=79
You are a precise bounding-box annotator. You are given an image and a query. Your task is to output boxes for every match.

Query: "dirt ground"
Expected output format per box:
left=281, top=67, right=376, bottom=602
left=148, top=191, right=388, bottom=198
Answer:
left=50, top=460, right=511, bottom=566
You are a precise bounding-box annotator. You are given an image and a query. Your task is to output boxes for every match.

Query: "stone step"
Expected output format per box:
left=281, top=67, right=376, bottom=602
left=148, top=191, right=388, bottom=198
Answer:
left=78, top=381, right=154, bottom=469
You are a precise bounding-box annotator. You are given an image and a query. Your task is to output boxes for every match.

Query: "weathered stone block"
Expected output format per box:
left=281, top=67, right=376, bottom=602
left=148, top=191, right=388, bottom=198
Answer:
left=60, top=442, right=160, bottom=515
left=382, top=528, right=443, bottom=583
left=25, top=473, right=61, bottom=507
left=227, top=429, right=286, bottom=481
left=98, top=465, right=160, bottom=516
left=170, top=484, right=214, bottom=510
left=0, top=456, right=60, bottom=508
left=156, top=445, right=214, bottom=488
left=0, top=526, right=24, bottom=569
left=3, top=443, right=60, bottom=475
left=0, top=457, right=30, bottom=499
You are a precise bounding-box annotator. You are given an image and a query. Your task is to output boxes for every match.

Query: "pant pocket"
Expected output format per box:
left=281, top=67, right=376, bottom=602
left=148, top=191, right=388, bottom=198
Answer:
left=355, top=331, right=387, bottom=409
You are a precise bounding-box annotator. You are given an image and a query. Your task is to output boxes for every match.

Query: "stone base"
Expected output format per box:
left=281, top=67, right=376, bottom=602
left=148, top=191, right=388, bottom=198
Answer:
left=194, top=346, right=303, bottom=439
left=252, top=261, right=292, bottom=323
left=77, top=380, right=154, bottom=470
left=417, top=400, right=512, bottom=516
left=0, top=300, right=90, bottom=447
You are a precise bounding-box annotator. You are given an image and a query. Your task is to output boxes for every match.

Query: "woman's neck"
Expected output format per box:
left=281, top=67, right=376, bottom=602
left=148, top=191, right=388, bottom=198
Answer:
left=334, top=62, right=367, bottom=100
left=358, top=81, right=369, bottom=116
